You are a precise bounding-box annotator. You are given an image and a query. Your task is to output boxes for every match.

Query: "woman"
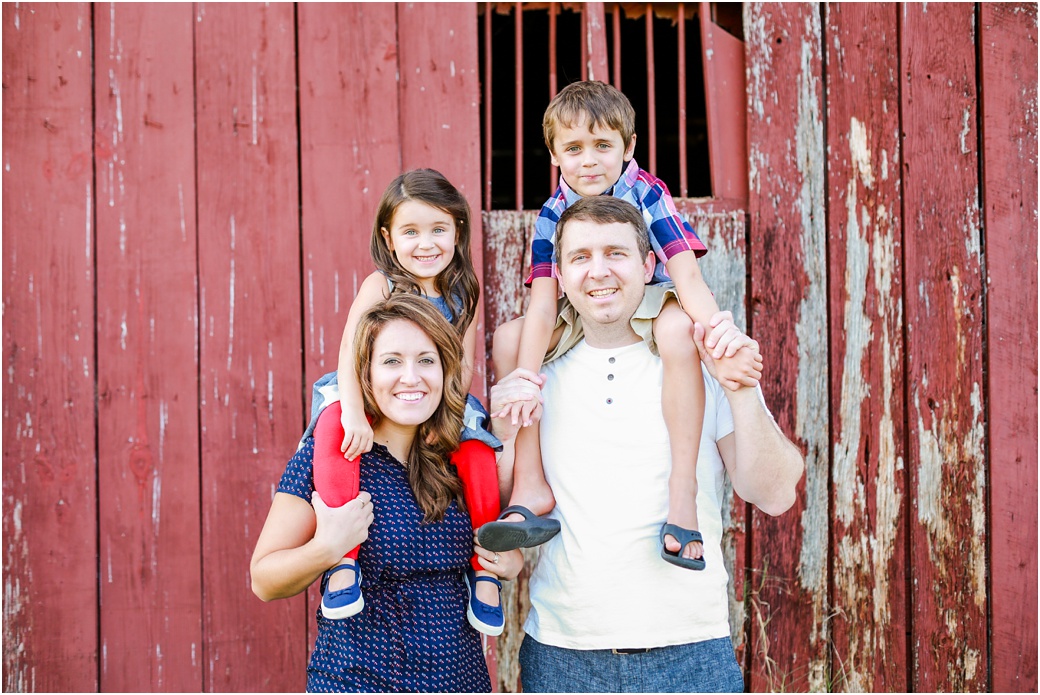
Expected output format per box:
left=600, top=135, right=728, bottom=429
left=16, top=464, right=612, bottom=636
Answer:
left=250, top=294, right=522, bottom=692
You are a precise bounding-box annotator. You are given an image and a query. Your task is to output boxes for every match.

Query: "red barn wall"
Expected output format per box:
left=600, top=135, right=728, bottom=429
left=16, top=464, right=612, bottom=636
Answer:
left=2, top=3, right=1035, bottom=692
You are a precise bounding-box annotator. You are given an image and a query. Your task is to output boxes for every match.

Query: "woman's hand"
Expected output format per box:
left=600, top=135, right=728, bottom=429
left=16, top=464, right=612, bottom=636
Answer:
left=472, top=541, right=524, bottom=581
left=312, top=490, right=374, bottom=564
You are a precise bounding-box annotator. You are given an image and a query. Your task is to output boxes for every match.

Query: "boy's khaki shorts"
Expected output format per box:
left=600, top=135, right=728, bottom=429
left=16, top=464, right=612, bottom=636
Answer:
left=543, top=283, right=680, bottom=364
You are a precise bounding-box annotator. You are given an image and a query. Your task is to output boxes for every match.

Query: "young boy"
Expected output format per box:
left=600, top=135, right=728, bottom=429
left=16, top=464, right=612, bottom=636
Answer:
left=480, top=81, right=761, bottom=569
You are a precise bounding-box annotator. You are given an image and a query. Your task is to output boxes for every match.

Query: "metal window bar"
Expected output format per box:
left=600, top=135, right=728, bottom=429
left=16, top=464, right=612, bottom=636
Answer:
left=480, top=2, right=727, bottom=211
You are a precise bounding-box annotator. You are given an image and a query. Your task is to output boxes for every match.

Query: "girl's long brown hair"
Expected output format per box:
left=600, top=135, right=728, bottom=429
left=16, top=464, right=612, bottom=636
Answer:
left=370, top=169, right=480, bottom=337
left=353, top=294, right=467, bottom=522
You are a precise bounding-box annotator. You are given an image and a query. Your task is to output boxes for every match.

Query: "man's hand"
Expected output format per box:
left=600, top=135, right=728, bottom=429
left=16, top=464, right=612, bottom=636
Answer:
left=694, top=315, right=762, bottom=391
left=489, top=368, right=545, bottom=443
left=701, top=310, right=754, bottom=359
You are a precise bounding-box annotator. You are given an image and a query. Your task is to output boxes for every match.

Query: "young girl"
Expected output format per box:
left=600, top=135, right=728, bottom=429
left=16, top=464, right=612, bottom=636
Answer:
left=299, top=169, right=504, bottom=636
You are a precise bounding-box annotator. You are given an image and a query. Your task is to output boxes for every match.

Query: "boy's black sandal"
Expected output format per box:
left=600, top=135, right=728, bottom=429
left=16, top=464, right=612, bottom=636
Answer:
left=660, top=523, right=706, bottom=571
left=477, top=505, right=561, bottom=552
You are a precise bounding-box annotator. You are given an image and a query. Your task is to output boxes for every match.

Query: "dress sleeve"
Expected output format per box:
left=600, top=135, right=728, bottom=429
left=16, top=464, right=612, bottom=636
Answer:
left=276, top=438, right=316, bottom=503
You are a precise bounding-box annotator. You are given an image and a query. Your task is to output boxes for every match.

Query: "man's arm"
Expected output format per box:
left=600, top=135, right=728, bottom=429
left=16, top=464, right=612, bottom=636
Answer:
left=695, top=320, right=804, bottom=516
left=716, top=388, right=803, bottom=515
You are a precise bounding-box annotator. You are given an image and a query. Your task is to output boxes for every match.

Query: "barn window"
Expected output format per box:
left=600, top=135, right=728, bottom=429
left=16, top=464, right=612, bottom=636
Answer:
left=477, top=2, right=747, bottom=212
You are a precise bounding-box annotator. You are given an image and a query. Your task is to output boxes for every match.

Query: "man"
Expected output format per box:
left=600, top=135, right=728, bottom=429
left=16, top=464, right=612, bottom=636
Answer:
left=488, top=196, right=804, bottom=693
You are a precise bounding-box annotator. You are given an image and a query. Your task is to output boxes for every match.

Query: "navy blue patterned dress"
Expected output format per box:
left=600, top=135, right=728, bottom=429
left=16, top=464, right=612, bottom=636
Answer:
left=278, top=438, right=491, bottom=693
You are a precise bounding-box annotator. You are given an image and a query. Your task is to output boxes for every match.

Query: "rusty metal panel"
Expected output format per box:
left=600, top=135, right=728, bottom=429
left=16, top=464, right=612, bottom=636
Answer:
left=824, top=4, right=909, bottom=691
left=93, top=4, right=203, bottom=690
left=979, top=3, right=1038, bottom=692
left=745, top=3, right=829, bottom=690
left=900, top=4, right=988, bottom=691
left=397, top=2, right=487, bottom=398
left=700, top=2, right=748, bottom=203
left=193, top=4, right=305, bottom=691
left=2, top=4, right=98, bottom=691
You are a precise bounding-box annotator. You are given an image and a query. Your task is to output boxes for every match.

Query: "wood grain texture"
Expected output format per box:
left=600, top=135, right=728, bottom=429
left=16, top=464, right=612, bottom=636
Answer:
left=193, top=4, right=305, bottom=691
left=297, top=0, right=404, bottom=655
left=900, top=4, right=988, bottom=691
left=979, top=3, right=1038, bottom=692
left=745, top=3, right=829, bottom=690
left=93, top=4, right=202, bottom=690
left=824, top=4, right=909, bottom=691
left=397, top=2, right=487, bottom=400
left=677, top=200, right=750, bottom=665
left=1, top=4, right=98, bottom=691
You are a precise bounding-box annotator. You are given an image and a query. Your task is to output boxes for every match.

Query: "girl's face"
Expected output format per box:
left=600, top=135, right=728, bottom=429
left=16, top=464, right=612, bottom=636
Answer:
left=381, top=199, right=457, bottom=295
left=368, top=319, right=444, bottom=429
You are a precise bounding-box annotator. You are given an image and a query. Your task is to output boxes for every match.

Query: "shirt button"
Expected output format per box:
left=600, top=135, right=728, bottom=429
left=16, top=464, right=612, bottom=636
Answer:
left=607, top=374, right=614, bottom=381
left=608, top=357, right=616, bottom=364
left=606, top=398, right=613, bottom=404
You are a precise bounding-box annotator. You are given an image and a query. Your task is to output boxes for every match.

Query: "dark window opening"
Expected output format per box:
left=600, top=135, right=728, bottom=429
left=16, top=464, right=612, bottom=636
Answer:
left=478, top=3, right=712, bottom=211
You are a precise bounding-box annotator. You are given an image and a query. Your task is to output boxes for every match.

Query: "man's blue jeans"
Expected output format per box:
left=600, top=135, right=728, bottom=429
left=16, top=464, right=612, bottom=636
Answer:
left=518, top=635, right=745, bottom=693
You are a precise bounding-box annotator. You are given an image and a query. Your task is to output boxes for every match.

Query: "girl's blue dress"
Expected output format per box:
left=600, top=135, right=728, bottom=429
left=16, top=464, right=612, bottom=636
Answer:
left=278, top=438, right=491, bottom=692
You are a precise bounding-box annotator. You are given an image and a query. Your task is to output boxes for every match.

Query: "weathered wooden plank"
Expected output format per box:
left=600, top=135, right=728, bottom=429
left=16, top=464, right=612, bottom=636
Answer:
left=582, top=2, right=609, bottom=83
left=297, top=1, right=403, bottom=652
left=979, top=4, right=1038, bottom=692
left=745, top=3, right=829, bottom=691
left=397, top=2, right=487, bottom=398
left=900, top=4, right=988, bottom=691
left=1, top=4, right=98, bottom=691
left=193, top=4, right=304, bottom=691
left=677, top=200, right=750, bottom=668
left=824, top=4, right=909, bottom=691
left=481, top=209, right=539, bottom=692
left=93, top=4, right=202, bottom=690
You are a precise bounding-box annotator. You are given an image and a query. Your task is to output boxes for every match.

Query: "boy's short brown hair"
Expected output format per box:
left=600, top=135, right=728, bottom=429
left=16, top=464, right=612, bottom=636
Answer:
left=542, top=80, right=636, bottom=151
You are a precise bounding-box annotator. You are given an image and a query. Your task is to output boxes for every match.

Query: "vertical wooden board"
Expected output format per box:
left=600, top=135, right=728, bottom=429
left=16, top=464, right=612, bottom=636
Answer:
left=1, top=4, right=98, bottom=691
left=194, top=4, right=305, bottom=691
left=298, top=2, right=402, bottom=382
left=481, top=209, right=540, bottom=693
left=979, top=4, right=1038, bottom=692
left=92, top=5, right=202, bottom=690
left=824, top=4, right=908, bottom=691
left=745, top=3, right=829, bottom=691
left=297, top=1, right=403, bottom=651
left=582, top=2, right=609, bottom=83
left=900, top=4, right=987, bottom=691
left=397, top=2, right=487, bottom=397
left=677, top=201, right=750, bottom=665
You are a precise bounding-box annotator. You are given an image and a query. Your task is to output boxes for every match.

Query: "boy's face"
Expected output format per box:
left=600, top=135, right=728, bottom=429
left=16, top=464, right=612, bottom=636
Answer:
left=550, top=119, right=636, bottom=197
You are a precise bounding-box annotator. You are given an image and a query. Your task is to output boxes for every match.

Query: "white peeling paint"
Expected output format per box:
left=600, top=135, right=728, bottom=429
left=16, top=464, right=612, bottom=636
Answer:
left=833, top=117, right=872, bottom=527
left=227, top=216, right=236, bottom=371
left=791, top=13, right=829, bottom=690
left=959, top=109, right=972, bottom=154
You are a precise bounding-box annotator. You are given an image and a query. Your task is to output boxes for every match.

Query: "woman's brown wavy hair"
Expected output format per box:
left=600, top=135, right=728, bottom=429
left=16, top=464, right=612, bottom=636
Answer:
left=353, top=293, right=467, bottom=522
left=370, top=169, right=480, bottom=338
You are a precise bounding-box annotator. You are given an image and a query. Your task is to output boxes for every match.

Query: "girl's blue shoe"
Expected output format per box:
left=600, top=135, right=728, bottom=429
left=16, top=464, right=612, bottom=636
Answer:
left=463, top=568, right=504, bottom=636
left=321, top=563, right=364, bottom=619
